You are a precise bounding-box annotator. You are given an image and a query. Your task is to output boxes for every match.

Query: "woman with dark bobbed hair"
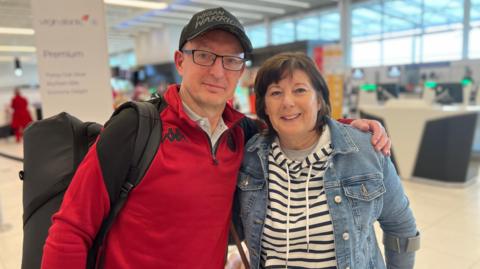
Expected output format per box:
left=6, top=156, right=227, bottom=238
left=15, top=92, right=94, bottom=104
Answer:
left=235, top=52, right=420, bottom=269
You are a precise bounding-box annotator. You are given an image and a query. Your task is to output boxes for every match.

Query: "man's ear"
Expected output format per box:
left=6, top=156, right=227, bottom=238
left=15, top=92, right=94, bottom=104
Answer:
left=174, top=50, right=184, bottom=76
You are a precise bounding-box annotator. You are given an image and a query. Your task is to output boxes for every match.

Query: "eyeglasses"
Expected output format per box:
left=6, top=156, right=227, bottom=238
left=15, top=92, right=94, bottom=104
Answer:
left=182, top=49, right=246, bottom=71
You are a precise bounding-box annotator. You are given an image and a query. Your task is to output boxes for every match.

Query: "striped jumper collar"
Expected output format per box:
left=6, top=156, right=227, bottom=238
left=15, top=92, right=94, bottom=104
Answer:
left=246, top=117, right=359, bottom=156
left=271, top=125, right=333, bottom=174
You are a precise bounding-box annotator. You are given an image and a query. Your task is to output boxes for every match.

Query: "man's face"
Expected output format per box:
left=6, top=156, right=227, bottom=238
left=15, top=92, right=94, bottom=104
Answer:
left=175, top=30, right=245, bottom=112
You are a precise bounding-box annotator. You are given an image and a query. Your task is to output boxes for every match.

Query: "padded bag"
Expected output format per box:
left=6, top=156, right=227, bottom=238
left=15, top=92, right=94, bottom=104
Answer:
left=20, top=99, right=164, bottom=269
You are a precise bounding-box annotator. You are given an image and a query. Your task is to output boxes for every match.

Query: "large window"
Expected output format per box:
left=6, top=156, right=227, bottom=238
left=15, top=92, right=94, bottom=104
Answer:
left=352, top=3, right=382, bottom=38
left=469, top=28, right=480, bottom=58
left=245, top=9, right=340, bottom=49
left=383, top=36, right=413, bottom=65
left=246, top=25, right=268, bottom=48
left=352, top=40, right=381, bottom=67
left=423, top=0, right=463, bottom=29
left=383, top=0, right=421, bottom=33
left=351, top=0, right=467, bottom=67
left=271, top=19, right=295, bottom=45
left=297, top=12, right=340, bottom=41
left=470, top=0, right=480, bottom=58
left=422, top=30, right=463, bottom=62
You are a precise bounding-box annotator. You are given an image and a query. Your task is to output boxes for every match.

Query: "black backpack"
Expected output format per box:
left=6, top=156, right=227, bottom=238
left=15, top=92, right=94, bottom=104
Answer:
left=20, top=98, right=166, bottom=269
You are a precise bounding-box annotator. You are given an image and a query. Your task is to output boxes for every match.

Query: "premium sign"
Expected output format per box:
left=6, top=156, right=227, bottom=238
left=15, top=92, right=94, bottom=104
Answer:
left=32, top=0, right=113, bottom=123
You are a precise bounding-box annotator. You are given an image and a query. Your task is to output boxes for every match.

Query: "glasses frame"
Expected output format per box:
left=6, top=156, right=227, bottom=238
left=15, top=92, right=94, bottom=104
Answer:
left=182, top=49, right=247, bottom=71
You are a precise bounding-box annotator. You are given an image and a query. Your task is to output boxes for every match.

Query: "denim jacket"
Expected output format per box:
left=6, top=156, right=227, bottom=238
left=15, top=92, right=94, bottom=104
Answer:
left=234, top=118, right=419, bottom=269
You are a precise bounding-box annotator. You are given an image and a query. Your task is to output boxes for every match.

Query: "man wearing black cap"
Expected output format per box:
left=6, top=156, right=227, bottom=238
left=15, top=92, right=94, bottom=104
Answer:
left=42, top=7, right=390, bottom=269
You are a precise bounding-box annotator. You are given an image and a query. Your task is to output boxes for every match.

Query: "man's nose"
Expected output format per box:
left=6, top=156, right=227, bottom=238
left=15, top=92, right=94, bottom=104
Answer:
left=209, top=57, right=226, bottom=78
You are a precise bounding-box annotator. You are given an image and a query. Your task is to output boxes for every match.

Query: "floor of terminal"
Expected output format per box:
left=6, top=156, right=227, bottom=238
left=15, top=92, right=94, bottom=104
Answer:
left=1, top=138, right=480, bottom=269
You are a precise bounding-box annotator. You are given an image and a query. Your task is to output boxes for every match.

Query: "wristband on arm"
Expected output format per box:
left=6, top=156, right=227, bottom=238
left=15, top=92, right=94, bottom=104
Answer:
left=383, top=232, right=421, bottom=253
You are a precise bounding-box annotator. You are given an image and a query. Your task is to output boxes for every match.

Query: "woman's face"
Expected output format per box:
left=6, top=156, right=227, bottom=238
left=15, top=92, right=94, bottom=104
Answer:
left=264, top=69, right=321, bottom=143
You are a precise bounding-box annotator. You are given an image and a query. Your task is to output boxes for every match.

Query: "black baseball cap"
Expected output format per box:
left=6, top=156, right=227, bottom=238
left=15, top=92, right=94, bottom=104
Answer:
left=179, top=7, right=253, bottom=55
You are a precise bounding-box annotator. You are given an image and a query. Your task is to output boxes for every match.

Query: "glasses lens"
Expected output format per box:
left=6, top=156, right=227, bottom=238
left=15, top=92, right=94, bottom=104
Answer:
left=193, top=50, right=215, bottom=66
left=223, top=56, right=245, bottom=71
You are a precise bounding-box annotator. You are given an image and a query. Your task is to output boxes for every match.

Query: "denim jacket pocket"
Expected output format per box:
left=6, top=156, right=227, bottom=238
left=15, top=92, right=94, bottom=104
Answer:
left=342, top=172, right=385, bottom=201
left=237, top=171, right=265, bottom=191
left=341, top=173, right=385, bottom=231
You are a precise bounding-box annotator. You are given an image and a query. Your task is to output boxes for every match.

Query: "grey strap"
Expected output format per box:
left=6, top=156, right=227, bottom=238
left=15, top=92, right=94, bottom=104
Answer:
left=383, top=231, right=420, bottom=253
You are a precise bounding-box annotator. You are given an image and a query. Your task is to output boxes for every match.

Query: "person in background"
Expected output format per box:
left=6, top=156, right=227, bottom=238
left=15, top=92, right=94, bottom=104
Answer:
left=10, top=87, right=33, bottom=143
left=42, top=7, right=392, bottom=269
left=235, top=52, right=420, bottom=269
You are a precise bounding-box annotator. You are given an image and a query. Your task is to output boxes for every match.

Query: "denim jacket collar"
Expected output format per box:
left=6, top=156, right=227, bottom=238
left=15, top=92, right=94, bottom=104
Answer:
left=326, top=118, right=359, bottom=155
left=246, top=117, right=359, bottom=156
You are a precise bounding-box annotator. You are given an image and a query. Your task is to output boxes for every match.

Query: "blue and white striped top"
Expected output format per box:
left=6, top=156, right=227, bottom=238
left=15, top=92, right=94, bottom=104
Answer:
left=261, top=128, right=337, bottom=269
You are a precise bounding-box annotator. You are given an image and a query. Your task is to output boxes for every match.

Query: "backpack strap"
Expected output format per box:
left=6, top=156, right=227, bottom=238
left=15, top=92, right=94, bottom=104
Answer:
left=230, top=221, right=250, bottom=269
left=87, top=98, right=165, bottom=269
left=238, top=116, right=263, bottom=145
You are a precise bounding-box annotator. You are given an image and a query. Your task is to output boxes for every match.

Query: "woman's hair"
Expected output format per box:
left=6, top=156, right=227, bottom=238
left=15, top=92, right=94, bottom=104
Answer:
left=254, top=52, right=331, bottom=137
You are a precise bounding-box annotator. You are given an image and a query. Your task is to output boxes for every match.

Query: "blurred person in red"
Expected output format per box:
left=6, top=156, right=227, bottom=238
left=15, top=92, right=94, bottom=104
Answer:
left=10, top=87, right=32, bottom=142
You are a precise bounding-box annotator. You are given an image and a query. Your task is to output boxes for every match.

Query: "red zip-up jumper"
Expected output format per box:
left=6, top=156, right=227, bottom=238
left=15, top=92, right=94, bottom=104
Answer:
left=42, top=85, right=245, bottom=269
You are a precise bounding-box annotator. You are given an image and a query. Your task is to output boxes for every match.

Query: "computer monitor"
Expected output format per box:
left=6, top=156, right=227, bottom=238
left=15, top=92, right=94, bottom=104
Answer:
left=377, top=83, right=400, bottom=101
left=435, top=83, right=463, bottom=104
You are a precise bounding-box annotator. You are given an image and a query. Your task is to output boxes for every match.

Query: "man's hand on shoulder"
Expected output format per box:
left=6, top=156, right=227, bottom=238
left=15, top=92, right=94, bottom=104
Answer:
left=350, top=119, right=391, bottom=156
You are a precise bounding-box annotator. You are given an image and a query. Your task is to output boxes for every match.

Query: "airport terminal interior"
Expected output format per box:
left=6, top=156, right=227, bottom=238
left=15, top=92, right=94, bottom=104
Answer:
left=1, top=0, right=480, bottom=268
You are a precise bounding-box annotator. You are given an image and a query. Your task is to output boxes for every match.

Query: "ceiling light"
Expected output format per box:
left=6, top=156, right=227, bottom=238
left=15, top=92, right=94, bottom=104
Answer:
left=230, top=11, right=263, bottom=20
left=151, top=10, right=193, bottom=19
left=0, top=46, right=36, bottom=52
left=170, top=4, right=263, bottom=20
left=169, top=4, right=204, bottom=13
left=0, top=27, right=35, bottom=35
left=258, top=0, right=310, bottom=8
left=190, top=0, right=285, bottom=14
left=140, top=17, right=188, bottom=25
left=15, top=68, right=23, bottom=77
left=0, top=56, right=34, bottom=62
left=104, top=0, right=168, bottom=10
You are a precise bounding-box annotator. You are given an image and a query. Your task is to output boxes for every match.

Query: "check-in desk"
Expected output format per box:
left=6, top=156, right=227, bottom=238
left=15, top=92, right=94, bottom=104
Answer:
left=359, top=100, right=480, bottom=184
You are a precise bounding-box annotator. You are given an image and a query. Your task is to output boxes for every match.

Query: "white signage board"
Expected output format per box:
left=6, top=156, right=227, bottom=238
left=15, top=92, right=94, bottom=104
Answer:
left=32, top=0, right=113, bottom=123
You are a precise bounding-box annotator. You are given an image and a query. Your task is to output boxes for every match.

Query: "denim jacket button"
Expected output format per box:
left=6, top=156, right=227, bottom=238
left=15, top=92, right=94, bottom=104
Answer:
left=343, top=232, right=350, bottom=240
left=334, top=195, right=342, bottom=204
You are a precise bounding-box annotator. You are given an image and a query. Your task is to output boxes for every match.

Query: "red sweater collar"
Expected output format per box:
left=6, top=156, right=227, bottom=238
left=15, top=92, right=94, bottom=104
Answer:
left=163, top=84, right=245, bottom=128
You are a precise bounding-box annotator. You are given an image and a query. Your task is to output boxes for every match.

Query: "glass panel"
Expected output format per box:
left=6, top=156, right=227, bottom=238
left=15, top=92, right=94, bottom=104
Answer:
left=422, top=30, right=462, bottom=62
left=319, top=12, right=340, bottom=41
left=469, top=28, right=480, bottom=59
left=297, top=15, right=321, bottom=41
left=271, top=19, right=295, bottom=45
left=352, top=2, right=382, bottom=37
left=352, top=40, right=381, bottom=67
left=423, top=0, right=463, bottom=30
left=246, top=25, right=268, bottom=48
left=383, top=0, right=421, bottom=33
left=383, top=36, right=413, bottom=65
left=472, top=0, right=480, bottom=25
left=296, top=11, right=340, bottom=41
